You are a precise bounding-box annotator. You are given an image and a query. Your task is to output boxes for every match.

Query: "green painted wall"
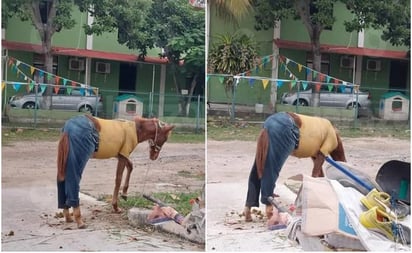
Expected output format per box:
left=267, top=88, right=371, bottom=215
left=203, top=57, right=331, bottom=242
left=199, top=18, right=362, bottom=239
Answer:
left=281, top=2, right=357, bottom=47
left=363, top=29, right=408, bottom=51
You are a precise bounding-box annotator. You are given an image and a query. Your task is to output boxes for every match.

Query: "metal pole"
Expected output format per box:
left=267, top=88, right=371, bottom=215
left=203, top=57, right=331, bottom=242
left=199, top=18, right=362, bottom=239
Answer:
left=231, top=77, right=239, bottom=122
left=325, top=156, right=373, bottom=192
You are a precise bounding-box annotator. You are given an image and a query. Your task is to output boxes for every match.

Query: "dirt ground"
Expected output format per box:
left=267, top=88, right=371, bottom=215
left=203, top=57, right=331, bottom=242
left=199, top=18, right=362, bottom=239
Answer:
left=206, top=137, right=410, bottom=251
left=2, top=140, right=205, bottom=251
left=1, top=136, right=410, bottom=251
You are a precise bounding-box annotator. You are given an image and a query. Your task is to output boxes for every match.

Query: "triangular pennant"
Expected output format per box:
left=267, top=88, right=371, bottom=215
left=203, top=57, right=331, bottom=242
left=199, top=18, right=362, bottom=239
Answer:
left=326, top=75, right=331, bottom=83
left=39, top=71, right=44, bottom=79
left=79, top=87, right=85, bottom=96
left=249, top=78, right=256, bottom=86
left=16, top=60, right=21, bottom=66
left=334, top=79, right=340, bottom=84
left=315, top=84, right=321, bottom=92
left=291, top=80, right=297, bottom=88
left=63, top=79, right=67, bottom=86
left=54, top=85, right=60, bottom=94
left=302, top=81, right=308, bottom=90
left=29, top=81, right=35, bottom=91
left=298, top=64, right=303, bottom=72
left=286, top=58, right=290, bottom=65
left=2, top=81, right=5, bottom=91
left=319, top=73, right=325, bottom=82
left=339, top=85, right=346, bottom=93
left=276, top=80, right=284, bottom=87
left=30, top=66, right=35, bottom=75
left=40, top=84, right=47, bottom=93
left=262, top=79, right=269, bottom=90
left=55, top=76, right=60, bottom=85
left=218, top=77, right=224, bottom=84
left=327, top=84, right=334, bottom=92
left=66, top=87, right=72, bottom=95
left=306, top=68, right=311, bottom=76
left=312, top=71, right=318, bottom=80
left=47, top=73, right=53, bottom=81
left=12, top=83, right=21, bottom=91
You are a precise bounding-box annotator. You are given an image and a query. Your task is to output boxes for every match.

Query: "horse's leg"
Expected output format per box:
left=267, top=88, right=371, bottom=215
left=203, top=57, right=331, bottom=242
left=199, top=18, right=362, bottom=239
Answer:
left=311, top=152, right=325, bottom=177
left=63, top=208, right=73, bottom=223
left=112, top=159, right=126, bottom=213
left=73, top=206, right=86, bottom=229
left=119, top=156, right=133, bottom=200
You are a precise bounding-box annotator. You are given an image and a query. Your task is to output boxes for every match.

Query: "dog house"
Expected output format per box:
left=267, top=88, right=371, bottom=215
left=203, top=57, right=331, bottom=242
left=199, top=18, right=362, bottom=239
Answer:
left=379, top=92, right=410, bottom=120
left=113, top=94, right=143, bottom=120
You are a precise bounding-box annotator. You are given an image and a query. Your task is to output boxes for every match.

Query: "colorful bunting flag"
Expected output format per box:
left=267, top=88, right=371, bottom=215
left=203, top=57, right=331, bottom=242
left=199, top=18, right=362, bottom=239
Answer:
left=298, top=64, right=303, bottom=73
left=302, top=81, right=308, bottom=90
left=276, top=80, right=284, bottom=87
left=40, top=84, right=47, bottom=93
left=12, top=83, right=21, bottom=91
left=54, top=85, right=60, bottom=94
left=262, top=79, right=269, bottom=90
left=2, top=81, right=5, bottom=91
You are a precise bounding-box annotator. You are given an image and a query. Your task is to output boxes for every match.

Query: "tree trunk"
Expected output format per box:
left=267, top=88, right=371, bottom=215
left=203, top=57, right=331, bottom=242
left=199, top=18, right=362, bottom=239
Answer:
left=29, top=0, right=57, bottom=110
left=310, top=26, right=322, bottom=107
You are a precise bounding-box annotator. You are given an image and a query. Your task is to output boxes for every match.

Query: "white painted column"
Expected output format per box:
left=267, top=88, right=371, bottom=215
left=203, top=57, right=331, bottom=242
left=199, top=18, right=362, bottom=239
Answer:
left=158, top=64, right=166, bottom=117
left=85, top=10, right=94, bottom=86
left=354, top=30, right=365, bottom=85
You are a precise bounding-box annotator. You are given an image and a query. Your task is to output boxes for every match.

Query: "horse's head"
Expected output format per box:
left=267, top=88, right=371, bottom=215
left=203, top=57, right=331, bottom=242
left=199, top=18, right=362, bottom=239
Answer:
left=135, top=117, right=175, bottom=160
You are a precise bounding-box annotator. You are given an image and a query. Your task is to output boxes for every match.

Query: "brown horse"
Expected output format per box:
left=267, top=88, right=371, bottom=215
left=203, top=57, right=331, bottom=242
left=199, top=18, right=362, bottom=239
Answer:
left=57, top=114, right=174, bottom=228
left=255, top=112, right=346, bottom=179
left=245, top=112, right=346, bottom=221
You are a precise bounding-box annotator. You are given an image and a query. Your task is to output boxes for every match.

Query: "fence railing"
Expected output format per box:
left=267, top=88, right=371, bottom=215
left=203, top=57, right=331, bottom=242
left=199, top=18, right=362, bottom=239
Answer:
left=2, top=82, right=205, bottom=133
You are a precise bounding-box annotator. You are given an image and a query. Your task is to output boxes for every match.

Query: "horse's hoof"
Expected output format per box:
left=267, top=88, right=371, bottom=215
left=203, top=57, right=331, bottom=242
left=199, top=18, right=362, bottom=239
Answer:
left=243, top=207, right=252, bottom=222
left=113, top=208, right=123, bottom=214
left=77, top=223, right=87, bottom=229
left=65, top=218, right=74, bottom=223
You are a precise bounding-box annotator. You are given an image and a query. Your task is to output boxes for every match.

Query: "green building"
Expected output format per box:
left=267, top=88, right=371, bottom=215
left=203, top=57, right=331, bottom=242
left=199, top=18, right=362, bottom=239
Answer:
left=2, top=3, right=205, bottom=120
left=207, top=2, right=410, bottom=116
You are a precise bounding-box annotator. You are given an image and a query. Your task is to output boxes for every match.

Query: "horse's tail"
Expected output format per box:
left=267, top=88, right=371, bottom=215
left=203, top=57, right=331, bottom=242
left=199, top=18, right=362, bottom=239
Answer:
left=255, top=129, right=269, bottom=179
left=57, top=133, right=69, bottom=181
left=330, top=128, right=346, bottom=162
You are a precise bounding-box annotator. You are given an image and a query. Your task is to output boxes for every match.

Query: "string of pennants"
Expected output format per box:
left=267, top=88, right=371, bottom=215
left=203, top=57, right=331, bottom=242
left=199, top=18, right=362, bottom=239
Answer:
left=207, top=54, right=359, bottom=93
left=2, top=56, right=98, bottom=95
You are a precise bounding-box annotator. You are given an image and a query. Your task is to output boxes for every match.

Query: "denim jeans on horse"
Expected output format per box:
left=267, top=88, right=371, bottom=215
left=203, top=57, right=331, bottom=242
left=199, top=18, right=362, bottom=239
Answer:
left=57, top=115, right=99, bottom=209
left=245, top=112, right=300, bottom=207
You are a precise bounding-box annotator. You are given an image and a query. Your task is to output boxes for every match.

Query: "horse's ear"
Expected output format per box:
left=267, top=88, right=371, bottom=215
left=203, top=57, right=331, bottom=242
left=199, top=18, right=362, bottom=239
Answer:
left=164, top=125, right=175, bottom=132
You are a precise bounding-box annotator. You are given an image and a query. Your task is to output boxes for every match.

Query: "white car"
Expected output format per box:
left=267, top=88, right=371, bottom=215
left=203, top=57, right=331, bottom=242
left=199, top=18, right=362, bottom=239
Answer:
left=9, top=87, right=103, bottom=114
left=281, top=87, right=371, bottom=110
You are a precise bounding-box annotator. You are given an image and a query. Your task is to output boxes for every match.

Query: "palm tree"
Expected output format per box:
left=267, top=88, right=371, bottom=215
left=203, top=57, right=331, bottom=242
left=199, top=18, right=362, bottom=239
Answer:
left=208, top=0, right=253, bottom=23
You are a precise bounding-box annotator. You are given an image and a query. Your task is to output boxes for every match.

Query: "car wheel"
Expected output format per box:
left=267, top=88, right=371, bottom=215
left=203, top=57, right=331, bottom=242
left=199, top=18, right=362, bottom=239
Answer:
left=23, top=102, right=36, bottom=109
left=79, top=105, right=93, bottom=113
left=294, top=99, right=308, bottom=106
left=347, top=103, right=360, bottom=109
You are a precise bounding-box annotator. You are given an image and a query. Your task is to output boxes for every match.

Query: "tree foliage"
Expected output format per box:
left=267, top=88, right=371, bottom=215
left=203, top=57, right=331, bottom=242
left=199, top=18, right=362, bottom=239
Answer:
left=208, top=32, right=259, bottom=92
left=342, top=0, right=410, bottom=48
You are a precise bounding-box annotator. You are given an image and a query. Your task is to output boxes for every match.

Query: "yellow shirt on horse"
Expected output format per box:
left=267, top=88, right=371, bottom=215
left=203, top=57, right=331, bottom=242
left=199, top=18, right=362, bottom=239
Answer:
left=291, top=113, right=338, bottom=158
left=92, top=118, right=138, bottom=159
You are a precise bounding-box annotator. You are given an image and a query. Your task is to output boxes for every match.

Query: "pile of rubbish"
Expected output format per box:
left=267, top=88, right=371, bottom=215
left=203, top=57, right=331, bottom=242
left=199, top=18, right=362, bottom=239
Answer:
left=279, top=159, right=410, bottom=251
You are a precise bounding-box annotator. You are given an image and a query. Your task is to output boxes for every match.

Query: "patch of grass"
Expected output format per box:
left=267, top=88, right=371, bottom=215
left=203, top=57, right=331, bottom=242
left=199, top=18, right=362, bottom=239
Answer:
left=1, top=127, right=204, bottom=145
left=2, top=127, right=61, bottom=145
left=207, top=116, right=411, bottom=141
left=119, top=191, right=200, bottom=216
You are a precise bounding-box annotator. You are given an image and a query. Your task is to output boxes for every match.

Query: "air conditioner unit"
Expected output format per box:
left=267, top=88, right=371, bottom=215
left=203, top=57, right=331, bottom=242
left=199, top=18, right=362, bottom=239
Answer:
left=366, top=59, right=381, bottom=71
left=96, top=62, right=111, bottom=74
left=340, top=56, right=354, bottom=69
left=69, top=58, right=85, bottom=71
